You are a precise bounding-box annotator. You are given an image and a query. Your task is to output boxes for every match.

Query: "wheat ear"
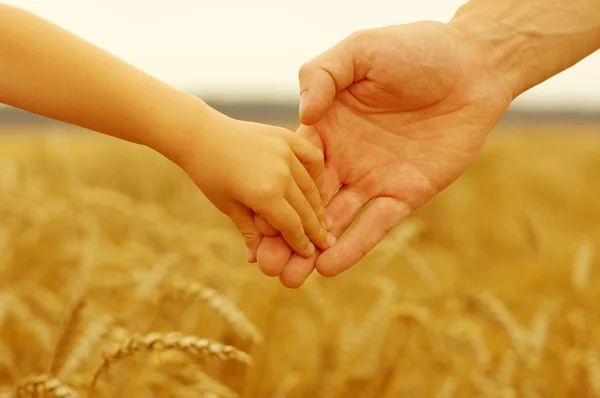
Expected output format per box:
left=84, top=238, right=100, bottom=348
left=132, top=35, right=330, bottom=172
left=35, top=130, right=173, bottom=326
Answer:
left=89, top=332, right=251, bottom=395
left=14, top=374, right=79, bottom=398
left=168, top=281, right=263, bottom=344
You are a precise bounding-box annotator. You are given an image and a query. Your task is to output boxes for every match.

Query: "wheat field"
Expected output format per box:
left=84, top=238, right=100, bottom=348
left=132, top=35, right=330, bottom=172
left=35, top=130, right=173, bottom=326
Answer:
left=0, top=123, right=599, bottom=397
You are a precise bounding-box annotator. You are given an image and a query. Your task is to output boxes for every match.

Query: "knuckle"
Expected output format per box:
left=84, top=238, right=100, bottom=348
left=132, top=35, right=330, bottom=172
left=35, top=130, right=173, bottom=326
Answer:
left=274, top=169, right=293, bottom=188
left=298, top=62, right=313, bottom=80
left=241, top=230, right=261, bottom=241
left=306, top=219, right=322, bottom=237
left=290, top=224, right=305, bottom=241
left=283, top=148, right=296, bottom=162
left=349, top=28, right=370, bottom=42
left=303, top=181, right=318, bottom=195
left=253, top=183, right=278, bottom=201
left=273, top=138, right=292, bottom=157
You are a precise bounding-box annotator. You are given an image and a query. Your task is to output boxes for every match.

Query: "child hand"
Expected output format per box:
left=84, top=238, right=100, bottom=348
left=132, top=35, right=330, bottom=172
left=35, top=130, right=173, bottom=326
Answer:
left=177, top=108, right=335, bottom=261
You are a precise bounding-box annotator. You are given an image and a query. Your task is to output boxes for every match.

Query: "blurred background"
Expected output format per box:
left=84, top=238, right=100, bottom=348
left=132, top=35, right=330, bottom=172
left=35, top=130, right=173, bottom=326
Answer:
left=1, top=1, right=600, bottom=397
left=1, top=0, right=599, bottom=127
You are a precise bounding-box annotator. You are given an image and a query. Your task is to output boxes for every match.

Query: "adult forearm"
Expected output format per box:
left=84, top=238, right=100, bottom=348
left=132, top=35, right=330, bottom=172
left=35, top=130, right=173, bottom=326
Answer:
left=450, top=0, right=600, bottom=100
left=0, top=4, right=208, bottom=163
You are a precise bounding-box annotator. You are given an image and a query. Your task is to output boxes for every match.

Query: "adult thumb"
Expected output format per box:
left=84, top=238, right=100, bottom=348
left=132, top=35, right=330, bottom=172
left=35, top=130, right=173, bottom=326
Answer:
left=227, top=204, right=263, bottom=263
left=298, top=37, right=357, bottom=126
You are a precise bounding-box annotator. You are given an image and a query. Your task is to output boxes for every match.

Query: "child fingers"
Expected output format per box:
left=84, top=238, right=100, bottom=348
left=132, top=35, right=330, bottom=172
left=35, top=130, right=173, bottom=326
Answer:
left=286, top=183, right=333, bottom=251
left=256, top=200, right=315, bottom=258
left=288, top=135, right=325, bottom=188
left=253, top=213, right=279, bottom=236
left=290, top=158, right=328, bottom=228
left=226, top=203, right=263, bottom=263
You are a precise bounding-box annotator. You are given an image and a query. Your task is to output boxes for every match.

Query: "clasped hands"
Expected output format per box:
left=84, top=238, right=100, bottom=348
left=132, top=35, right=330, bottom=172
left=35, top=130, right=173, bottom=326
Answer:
left=228, top=22, right=511, bottom=288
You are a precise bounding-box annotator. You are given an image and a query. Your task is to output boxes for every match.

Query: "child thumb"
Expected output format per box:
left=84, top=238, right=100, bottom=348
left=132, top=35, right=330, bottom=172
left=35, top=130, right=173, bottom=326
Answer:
left=227, top=204, right=263, bottom=263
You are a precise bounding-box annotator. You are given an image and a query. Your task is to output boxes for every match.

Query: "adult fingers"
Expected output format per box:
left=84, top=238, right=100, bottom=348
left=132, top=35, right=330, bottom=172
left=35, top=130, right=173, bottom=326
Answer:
left=324, top=185, right=373, bottom=237
left=316, top=196, right=411, bottom=276
left=279, top=251, right=319, bottom=289
left=256, top=199, right=314, bottom=258
left=295, top=124, right=341, bottom=205
left=286, top=181, right=332, bottom=251
left=257, top=235, right=293, bottom=277
left=298, top=36, right=357, bottom=125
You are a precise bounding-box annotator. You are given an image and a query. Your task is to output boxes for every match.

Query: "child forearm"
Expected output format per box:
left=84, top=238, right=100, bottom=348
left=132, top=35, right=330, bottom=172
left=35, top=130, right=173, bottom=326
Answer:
left=450, top=0, right=600, bottom=100
left=0, top=4, right=332, bottom=259
left=0, top=4, right=202, bottom=163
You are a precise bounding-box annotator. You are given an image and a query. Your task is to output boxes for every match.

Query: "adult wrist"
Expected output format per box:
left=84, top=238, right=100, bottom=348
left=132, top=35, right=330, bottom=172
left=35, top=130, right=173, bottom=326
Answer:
left=449, top=0, right=600, bottom=101
left=448, top=12, right=534, bottom=101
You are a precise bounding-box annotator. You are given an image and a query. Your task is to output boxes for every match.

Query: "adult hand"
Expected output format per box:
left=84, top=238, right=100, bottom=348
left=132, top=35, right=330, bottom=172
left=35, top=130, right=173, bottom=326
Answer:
left=255, top=21, right=513, bottom=288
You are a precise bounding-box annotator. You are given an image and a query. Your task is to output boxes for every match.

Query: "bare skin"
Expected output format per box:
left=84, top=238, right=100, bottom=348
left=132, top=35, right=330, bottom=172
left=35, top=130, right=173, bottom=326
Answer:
left=255, top=0, right=600, bottom=288
left=0, top=4, right=335, bottom=259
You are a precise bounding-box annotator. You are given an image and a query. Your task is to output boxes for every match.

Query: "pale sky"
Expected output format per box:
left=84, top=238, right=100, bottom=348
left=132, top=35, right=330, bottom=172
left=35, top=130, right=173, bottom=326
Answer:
left=4, top=0, right=600, bottom=110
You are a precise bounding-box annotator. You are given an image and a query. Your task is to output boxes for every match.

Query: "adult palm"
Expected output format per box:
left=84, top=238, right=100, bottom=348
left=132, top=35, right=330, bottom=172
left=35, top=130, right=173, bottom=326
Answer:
left=256, top=21, right=512, bottom=288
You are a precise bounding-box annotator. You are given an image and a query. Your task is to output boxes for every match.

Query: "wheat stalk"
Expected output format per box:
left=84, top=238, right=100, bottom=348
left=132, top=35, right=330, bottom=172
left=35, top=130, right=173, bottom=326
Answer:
left=586, top=350, right=600, bottom=397
left=14, top=374, right=79, bottom=398
left=133, top=254, right=178, bottom=305
left=174, top=365, right=240, bottom=398
left=525, top=307, right=555, bottom=367
left=89, top=333, right=251, bottom=395
left=0, top=340, right=20, bottom=382
left=3, top=292, right=53, bottom=350
left=49, top=299, right=87, bottom=375
left=24, top=286, right=64, bottom=322
left=271, top=372, right=301, bottom=398
left=519, top=381, right=541, bottom=398
left=123, top=254, right=178, bottom=329
left=0, top=225, right=10, bottom=268
left=349, top=277, right=398, bottom=377
left=572, top=240, right=595, bottom=291
left=478, top=292, right=528, bottom=357
left=501, top=387, right=517, bottom=398
left=435, top=376, right=458, bottom=398
left=471, top=373, right=496, bottom=398
left=402, top=246, right=443, bottom=294
left=56, top=311, right=113, bottom=378
left=394, top=302, right=432, bottom=326
left=496, top=349, right=518, bottom=389
left=0, top=159, right=18, bottom=193
left=371, top=220, right=422, bottom=272
left=323, top=277, right=398, bottom=396
left=0, top=292, right=11, bottom=328
left=167, top=280, right=263, bottom=344
left=448, top=320, right=491, bottom=368
left=146, top=357, right=240, bottom=398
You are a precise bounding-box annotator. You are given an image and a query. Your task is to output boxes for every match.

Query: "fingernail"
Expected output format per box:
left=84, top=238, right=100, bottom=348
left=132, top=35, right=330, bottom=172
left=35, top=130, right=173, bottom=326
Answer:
left=246, top=247, right=253, bottom=262
left=316, top=175, right=325, bottom=188
left=299, top=92, right=305, bottom=114
left=327, top=233, right=336, bottom=248
left=326, top=214, right=333, bottom=229
left=321, top=218, right=329, bottom=230
left=306, top=242, right=315, bottom=255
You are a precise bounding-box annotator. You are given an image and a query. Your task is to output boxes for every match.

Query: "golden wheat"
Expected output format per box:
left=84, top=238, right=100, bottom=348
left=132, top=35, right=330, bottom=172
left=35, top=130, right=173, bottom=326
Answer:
left=90, top=332, right=251, bottom=394
left=14, top=374, right=79, bottom=398
left=165, top=280, right=263, bottom=344
left=0, top=126, right=600, bottom=397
